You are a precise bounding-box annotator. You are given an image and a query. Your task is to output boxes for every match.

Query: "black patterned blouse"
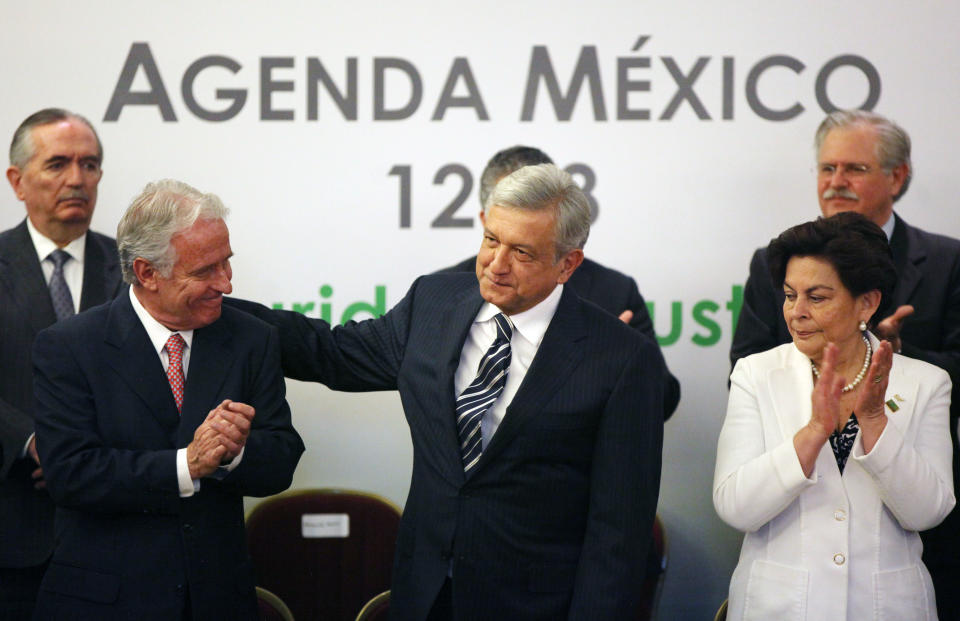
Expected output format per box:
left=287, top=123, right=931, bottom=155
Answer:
left=829, top=413, right=859, bottom=474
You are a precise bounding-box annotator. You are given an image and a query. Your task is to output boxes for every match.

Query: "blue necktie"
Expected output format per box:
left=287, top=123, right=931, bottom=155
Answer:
left=456, top=313, right=512, bottom=474
left=47, top=249, right=75, bottom=321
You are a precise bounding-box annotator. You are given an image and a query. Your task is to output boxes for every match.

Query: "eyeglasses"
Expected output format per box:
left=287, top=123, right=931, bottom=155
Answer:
left=817, top=162, right=884, bottom=177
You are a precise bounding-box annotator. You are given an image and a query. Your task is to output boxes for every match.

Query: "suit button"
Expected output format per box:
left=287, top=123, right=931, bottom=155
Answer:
left=834, top=509, right=847, bottom=521
left=833, top=553, right=846, bottom=566
left=176, top=584, right=184, bottom=595
left=183, top=523, right=192, bottom=532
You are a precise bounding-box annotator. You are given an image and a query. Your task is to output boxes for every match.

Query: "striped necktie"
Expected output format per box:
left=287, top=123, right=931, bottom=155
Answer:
left=456, top=313, right=513, bottom=474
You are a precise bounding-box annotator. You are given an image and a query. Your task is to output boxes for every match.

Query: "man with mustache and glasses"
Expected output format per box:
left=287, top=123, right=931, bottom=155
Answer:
left=729, top=109, right=960, bottom=620
left=0, top=109, right=123, bottom=619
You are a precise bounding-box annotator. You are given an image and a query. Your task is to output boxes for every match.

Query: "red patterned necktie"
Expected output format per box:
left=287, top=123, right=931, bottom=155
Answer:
left=165, top=333, right=186, bottom=413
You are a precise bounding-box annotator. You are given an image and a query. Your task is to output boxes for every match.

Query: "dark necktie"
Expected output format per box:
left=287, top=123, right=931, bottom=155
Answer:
left=165, top=333, right=187, bottom=413
left=456, top=313, right=513, bottom=474
left=47, top=249, right=75, bottom=321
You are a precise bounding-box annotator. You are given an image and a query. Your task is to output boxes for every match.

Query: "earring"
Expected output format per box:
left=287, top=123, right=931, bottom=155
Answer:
left=859, top=320, right=867, bottom=332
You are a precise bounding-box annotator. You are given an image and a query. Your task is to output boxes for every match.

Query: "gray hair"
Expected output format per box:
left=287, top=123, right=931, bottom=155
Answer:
left=814, top=109, right=912, bottom=201
left=479, top=145, right=553, bottom=210
left=117, top=179, right=230, bottom=285
left=487, top=163, right=590, bottom=260
left=9, top=108, right=103, bottom=168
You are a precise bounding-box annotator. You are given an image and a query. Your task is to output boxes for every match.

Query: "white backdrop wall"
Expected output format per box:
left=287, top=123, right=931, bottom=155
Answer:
left=4, top=2, right=959, bottom=618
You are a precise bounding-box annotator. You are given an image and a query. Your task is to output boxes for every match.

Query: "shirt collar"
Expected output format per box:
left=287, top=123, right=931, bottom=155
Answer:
left=128, top=286, right=194, bottom=355
left=26, top=216, right=86, bottom=266
left=881, top=212, right=896, bottom=241
left=475, top=284, right=564, bottom=348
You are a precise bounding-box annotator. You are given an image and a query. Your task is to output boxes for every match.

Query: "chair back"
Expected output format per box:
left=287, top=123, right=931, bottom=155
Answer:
left=355, top=590, right=390, bottom=621
left=256, top=586, right=295, bottom=621
left=714, top=598, right=728, bottom=621
left=247, top=488, right=401, bottom=621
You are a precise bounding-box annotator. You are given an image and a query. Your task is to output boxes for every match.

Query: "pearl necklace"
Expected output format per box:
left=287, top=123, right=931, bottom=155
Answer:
left=811, top=333, right=872, bottom=393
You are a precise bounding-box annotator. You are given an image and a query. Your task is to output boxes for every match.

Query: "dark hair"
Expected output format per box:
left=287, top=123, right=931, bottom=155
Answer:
left=767, top=212, right=896, bottom=326
left=479, top=145, right=553, bottom=209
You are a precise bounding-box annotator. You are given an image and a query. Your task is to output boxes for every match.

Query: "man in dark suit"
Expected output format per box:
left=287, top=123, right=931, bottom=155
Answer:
left=440, top=145, right=680, bottom=418
left=234, top=164, right=664, bottom=619
left=32, top=180, right=304, bottom=620
left=730, top=109, right=960, bottom=619
left=0, top=108, right=123, bottom=619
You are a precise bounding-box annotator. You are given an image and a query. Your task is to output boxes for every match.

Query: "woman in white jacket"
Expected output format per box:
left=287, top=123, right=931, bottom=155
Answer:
left=714, top=213, right=955, bottom=621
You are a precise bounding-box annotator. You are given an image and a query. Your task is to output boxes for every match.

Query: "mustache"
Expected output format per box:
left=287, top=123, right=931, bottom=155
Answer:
left=822, top=187, right=859, bottom=201
left=58, top=190, right=89, bottom=202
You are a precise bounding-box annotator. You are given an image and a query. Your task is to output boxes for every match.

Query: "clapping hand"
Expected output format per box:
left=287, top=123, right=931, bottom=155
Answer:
left=874, top=305, right=914, bottom=353
left=186, top=400, right=256, bottom=478
left=809, top=343, right=846, bottom=439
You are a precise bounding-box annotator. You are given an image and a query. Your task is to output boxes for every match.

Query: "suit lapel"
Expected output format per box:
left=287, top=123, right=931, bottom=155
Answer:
left=890, top=214, right=924, bottom=306
left=474, top=286, right=586, bottom=473
left=79, top=232, right=122, bottom=311
left=0, top=220, right=57, bottom=331
left=439, top=287, right=485, bottom=484
left=104, top=294, right=182, bottom=433
left=177, top=319, right=233, bottom=447
left=870, top=331, right=920, bottom=436
left=768, top=346, right=815, bottom=441
left=768, top=346, right=842, bottom=477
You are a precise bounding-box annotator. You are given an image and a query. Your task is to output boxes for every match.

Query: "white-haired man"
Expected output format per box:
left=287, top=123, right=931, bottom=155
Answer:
left=32, top=180, right=303, bottom=620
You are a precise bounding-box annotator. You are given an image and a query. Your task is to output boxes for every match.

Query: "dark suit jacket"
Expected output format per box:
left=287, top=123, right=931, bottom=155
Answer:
left=32, top=294, right=304, bottom=620
left=232, top=273, right=664, bottom=620
left=0, top=219, right=123, bottom=568
left=442, top=256, right=680, bottom=418
left=729, top=214, right=960, bottom=569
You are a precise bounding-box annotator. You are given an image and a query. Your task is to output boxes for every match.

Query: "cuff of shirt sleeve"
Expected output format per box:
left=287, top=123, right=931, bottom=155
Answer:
left=223, top=445, right=244, bottom=471
left=176, top=448, right=201, bottom=497
left=21, top=433, right=35, bottom=459
left=209, top=446, right=245, bottom=481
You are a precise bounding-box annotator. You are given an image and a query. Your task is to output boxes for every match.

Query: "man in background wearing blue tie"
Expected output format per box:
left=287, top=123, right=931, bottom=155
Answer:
left=0, top=108, right=123, bottom=620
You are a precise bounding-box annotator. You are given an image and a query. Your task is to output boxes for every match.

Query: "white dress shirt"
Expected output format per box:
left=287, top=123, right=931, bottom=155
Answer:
left=454, top=284, right=563, bottom=448
left=129, top=287, right=242, bottom=497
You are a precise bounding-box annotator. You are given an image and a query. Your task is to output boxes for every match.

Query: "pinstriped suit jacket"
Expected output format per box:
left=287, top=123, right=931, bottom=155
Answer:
left=0, top=218, right=123, bottom=567
left=231, top=273, right=665, bottom=620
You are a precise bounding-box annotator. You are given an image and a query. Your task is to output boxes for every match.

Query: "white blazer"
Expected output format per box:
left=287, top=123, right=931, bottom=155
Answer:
left=714, top=333, right=955, bottom=621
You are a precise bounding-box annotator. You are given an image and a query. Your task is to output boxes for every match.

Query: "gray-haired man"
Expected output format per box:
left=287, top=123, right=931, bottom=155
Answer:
left=32, top=180, right=303, bottom=620
left=0, top=108, right=122, bottom=619
left=231, top=163, right=664, bottom=619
